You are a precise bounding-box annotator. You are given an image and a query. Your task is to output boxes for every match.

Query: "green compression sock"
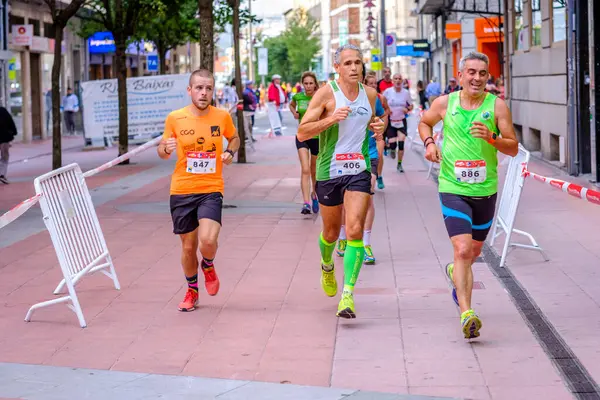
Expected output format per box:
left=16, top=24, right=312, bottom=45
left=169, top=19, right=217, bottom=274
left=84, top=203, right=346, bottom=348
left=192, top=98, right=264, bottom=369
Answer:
left=319, top=233, right=336, bottom=266
left=343, top=239, right=365, bottom=293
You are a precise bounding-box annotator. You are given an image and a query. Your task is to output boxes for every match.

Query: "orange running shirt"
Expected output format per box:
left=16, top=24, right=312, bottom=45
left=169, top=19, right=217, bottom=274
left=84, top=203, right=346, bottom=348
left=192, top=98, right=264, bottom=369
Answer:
left=163, top=106, right=236, bottom=195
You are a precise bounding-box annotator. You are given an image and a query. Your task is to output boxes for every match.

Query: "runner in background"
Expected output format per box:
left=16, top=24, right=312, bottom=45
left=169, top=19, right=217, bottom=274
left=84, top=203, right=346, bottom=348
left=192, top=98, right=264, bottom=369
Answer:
left=383, top=73, right=413, bottom=172
left=363, top=72, right=387, bottom=264
left=158, top=69, right=240, bottom=312
left=377, top=67, right=394, bottom=157
left=291, top=72, right=320, bottom=215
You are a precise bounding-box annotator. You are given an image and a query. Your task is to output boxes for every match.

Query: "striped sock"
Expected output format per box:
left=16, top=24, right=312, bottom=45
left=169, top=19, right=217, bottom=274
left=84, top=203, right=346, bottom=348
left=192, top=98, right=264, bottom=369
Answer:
left=202, top=257, right=214, bottom=270
left=186, top=274, right=198, bottom=293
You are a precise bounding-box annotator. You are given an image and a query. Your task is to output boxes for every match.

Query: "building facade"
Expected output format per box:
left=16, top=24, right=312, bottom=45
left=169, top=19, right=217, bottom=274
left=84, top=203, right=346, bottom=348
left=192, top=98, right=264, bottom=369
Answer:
left=7, top=0, right=86, bottom=143
left=506, top=0, right=569, bottom=167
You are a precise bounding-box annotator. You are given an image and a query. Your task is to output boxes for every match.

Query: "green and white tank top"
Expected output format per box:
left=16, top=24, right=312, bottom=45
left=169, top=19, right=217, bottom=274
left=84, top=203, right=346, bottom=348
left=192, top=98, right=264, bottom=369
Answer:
left=316, top=80, right=372, bottom=181
left=439, top=91, right=500, bottom=197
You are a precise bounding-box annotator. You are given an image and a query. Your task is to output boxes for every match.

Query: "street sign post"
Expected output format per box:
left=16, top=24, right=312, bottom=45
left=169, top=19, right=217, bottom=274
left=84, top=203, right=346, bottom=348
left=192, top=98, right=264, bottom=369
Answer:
left=147, top=55, right=158, bottom=72
left=385, top=33, right=397, bottom=58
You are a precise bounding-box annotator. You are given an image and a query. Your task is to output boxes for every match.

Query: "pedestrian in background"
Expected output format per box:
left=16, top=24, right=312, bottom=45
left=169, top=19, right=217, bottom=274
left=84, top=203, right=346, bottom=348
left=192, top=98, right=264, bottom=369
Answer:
left=0, top=106, right=17, bottom=184
left=62, top=87, right=79, bottom=135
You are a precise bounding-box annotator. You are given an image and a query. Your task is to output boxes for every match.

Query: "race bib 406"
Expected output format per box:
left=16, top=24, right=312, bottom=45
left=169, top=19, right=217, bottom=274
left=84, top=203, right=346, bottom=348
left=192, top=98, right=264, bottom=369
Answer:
left=335, top=153, right=366, bottom=176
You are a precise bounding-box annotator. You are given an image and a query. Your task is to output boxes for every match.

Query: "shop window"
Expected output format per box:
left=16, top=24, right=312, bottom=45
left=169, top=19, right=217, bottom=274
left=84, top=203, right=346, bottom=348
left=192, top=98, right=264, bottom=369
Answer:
left=531, top=0, right=541, bottom=46
left=514, top=0, right=524, bottom=51
left=44, top=23, right=55, bottom=39
left=527, top=127, right=541, bottom=151
left=9, top=15, right=25, bottom=30
left=30, top=19, right=40, bottom=36
left=553, top=0, right=566, bottom=42
left=549, top=133, right=561, bottom=162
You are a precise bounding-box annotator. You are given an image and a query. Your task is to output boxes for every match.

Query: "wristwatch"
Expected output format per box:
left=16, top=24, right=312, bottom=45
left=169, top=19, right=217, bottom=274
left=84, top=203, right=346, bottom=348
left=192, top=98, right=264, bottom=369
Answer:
left=487, top=133, right=498, bottom=145
left=225, top=149, right=235, bottom=157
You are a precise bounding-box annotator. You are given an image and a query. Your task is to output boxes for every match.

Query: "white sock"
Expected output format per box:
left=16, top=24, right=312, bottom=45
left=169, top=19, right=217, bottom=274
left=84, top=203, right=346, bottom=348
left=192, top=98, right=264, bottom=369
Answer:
left=339, top=226, right=346, bottom=240
left=363, top=230, right=371, bottom=246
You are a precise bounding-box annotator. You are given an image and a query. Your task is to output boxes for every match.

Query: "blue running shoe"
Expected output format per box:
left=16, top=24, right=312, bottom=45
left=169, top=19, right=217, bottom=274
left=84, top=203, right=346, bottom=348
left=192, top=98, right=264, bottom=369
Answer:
left=312, top=196, right=319, bottom=214
left=446, top=262, right=459, bottom=306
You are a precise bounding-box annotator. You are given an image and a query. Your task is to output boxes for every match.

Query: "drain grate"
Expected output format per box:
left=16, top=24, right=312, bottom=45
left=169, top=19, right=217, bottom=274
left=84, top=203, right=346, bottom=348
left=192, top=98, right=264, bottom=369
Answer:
left=483, top=244, right=600, bottom=399
left=222, top=204, right=238, bottom=209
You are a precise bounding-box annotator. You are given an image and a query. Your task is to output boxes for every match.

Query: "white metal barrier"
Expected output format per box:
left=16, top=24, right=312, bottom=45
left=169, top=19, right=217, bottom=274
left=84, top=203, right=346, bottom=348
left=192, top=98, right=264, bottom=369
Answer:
left=25, top=163, right=120, bottom=328
left=489, top=144, right=549, bottom=267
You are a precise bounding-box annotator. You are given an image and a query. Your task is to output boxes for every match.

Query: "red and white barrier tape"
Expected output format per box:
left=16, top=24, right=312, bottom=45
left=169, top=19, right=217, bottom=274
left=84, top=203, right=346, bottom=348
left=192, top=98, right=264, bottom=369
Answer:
left=1, top=135, right=165, bottom=230
left=83, top=136, right=162, bottom=178
left=0, top=194, right=42, bottom=230
left=522, top=168, right=600, bottom=206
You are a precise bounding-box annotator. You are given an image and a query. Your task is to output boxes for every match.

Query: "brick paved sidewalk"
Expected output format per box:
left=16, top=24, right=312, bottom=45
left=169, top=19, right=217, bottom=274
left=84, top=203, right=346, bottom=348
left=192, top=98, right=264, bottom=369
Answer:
left=0, top=117, right=597, bottom=399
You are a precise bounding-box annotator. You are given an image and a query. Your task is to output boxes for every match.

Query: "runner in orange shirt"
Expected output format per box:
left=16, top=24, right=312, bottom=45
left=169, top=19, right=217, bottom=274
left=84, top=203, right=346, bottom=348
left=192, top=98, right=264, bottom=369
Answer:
left=157, top=69, right=240, bottom=312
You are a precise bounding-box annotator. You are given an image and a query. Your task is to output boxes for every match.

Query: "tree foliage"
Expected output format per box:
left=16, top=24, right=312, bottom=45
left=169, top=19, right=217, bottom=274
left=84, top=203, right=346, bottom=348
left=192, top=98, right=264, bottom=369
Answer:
left=134, top=0, right=199, bottom=74
left=44, top=0, right=87, bottom=169
left=260, top=8, right=320, bottom=83
left=78, top=0, right=163, bottom=157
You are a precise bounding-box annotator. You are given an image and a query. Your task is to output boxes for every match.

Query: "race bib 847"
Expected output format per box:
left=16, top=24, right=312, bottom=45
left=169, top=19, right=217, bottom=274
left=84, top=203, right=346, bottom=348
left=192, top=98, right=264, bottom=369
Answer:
left=186, top=151, right=217, bottom=174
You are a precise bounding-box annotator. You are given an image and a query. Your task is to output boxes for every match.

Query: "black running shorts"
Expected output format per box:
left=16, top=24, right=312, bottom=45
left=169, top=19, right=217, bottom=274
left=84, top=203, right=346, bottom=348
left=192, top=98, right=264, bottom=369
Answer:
left=385, top=123, right=406, bottom=139
left=170, top=192, right=223, bottom=234
left=370, top=158, right=379, bottom=179
left=315, top=171, right=371, bottom=207
left=439, top=193, right=497, bottom=242
left=296, top=137, right=319, bottom=156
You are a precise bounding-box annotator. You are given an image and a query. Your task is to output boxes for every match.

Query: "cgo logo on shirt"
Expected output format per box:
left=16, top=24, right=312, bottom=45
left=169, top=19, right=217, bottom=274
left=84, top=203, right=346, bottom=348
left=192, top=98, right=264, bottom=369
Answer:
left=481, top=111, right=491, bottom=120
left=211, top=126, right=221, bottom=137
left=180, top=129, right=195, bottom=135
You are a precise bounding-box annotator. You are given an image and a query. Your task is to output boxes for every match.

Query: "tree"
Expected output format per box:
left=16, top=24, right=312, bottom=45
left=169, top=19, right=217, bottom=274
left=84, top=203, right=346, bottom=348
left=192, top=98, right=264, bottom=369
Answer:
left=135, top=0, right=198, bottom=74
left=203, top=0, right=260, bottom=72
left=227, top=0, right=247, bottom=163
left=259, top=8, right=319, bottom=83
left=262, top=35, right=291, bottom=81
left=44, top=0, right=87, bottom=170
left=198, top=0, right=214, bottom=71
left=81, top=0, right=162, bottom=160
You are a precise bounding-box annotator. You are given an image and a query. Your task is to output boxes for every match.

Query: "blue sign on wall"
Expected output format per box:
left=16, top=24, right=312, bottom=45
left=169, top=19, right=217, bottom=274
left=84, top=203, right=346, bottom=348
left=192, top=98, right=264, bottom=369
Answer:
left=395, top=45, right=429, bottom=58
left=147, top=55, right=159, bottom=72
left=88, top=32, right=116, bottom=54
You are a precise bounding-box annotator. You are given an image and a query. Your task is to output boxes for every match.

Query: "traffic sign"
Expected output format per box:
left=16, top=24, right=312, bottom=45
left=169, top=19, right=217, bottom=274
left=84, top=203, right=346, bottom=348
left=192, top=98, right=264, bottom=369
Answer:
left=147, top=55, right=158, bottom=72
left=385, top=33, right=397, bottom=57
left=371, top=49, right=381, bottom=71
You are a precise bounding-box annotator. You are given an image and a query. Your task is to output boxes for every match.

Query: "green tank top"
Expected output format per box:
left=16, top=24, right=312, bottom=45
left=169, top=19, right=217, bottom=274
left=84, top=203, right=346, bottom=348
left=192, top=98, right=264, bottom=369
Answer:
left=292, top=92, right=312, bottom=122
left=439, top=91, right=500, bottom=197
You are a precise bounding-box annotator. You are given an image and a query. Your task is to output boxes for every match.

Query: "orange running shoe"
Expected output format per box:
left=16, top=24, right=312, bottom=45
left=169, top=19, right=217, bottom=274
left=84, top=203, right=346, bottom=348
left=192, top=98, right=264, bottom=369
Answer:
left=178, top=288, right=199, bottom=312
left=202, top=265, right=220, bottom=296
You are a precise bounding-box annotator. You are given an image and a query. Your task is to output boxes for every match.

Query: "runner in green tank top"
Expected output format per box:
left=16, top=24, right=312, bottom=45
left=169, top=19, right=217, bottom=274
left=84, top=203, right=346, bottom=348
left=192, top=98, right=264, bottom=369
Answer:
left=418, top=52, right=519, bottom=340
left=297, top=44, right=385, bottom=319
left=291, top=72, right=320, bottom=215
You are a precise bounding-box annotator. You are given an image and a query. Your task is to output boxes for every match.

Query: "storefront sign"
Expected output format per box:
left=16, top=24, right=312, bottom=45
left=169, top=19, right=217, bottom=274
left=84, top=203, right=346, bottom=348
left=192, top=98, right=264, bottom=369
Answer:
left=88, top=32, right=116, bottom=54
left=12, top=25, right=33, bottom=47
left=81, top=74, right=190, bottom=143
left=475, top=17, right=503, bottom=39
left=371, top=48, right=381, bottom=71
left=412, top=39, right=430, bottom=53
left=446, top=23, right=462, bottom=40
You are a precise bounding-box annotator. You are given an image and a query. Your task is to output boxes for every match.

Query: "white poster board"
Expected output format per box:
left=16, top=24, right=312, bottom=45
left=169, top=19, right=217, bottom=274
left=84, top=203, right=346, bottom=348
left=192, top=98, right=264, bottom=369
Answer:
left=81, top=74, right=190, bottom=145
left=257, top=48, right=268, bottom=76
